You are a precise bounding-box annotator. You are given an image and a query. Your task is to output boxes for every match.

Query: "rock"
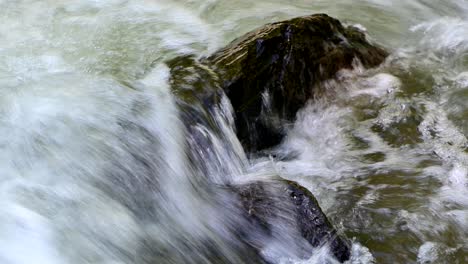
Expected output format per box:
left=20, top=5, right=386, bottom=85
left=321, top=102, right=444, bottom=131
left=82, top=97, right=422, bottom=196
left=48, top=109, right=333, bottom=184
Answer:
left=236, top=180, right=351, bottom=262
left=167, top=56, right=351, bottom=262
left=164, top=13, right=387, bottom=263
left=286, top=181, right=350, bottom=261
left=166, top=55, right=222, bottom=133
left=206, top=13, right=388, bottom=151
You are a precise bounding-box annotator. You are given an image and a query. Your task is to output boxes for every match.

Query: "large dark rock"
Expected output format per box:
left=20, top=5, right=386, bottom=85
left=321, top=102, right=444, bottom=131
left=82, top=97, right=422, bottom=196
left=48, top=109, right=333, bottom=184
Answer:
left=164, top=13, right=389, bottom=263
left=167, top=55, right=351, bottom=263
left=206, top=13, right=388, bottom=151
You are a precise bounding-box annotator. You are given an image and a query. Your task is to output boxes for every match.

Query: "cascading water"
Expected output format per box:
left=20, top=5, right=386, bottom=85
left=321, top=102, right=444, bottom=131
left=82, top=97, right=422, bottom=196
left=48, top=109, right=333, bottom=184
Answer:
left=0, top=0, right=467, bottom=263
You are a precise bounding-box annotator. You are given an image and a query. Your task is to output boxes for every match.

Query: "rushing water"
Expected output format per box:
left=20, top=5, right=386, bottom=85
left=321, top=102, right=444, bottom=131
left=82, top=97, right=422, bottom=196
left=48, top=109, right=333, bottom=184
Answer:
left=1, top=0, right=467, bottom=263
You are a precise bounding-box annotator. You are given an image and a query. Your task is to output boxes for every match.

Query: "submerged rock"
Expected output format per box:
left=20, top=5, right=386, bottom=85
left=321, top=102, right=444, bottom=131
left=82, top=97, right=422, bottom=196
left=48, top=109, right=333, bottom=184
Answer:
left=286, top=181, right=350, bottom=261
left=206, top=13, right=388, bottom=151
left=236, top=180, right=351, bottom=262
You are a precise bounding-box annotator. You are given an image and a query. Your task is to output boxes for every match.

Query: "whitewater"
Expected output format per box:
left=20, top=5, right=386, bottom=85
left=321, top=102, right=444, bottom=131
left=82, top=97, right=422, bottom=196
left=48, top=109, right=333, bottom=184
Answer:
left=0, top=0, right=467, bottom=263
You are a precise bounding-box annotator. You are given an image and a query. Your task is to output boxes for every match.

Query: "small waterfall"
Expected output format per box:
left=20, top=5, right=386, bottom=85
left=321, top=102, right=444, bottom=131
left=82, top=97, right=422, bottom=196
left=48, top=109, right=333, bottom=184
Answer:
left=1, top=0, right=468, bottom=263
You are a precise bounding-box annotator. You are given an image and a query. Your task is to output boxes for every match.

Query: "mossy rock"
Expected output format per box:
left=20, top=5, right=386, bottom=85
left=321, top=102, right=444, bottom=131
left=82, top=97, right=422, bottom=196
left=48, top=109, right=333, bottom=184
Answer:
left=206, top=13, right=388, bottom=151
left=167, top=55, right=222, bottom=132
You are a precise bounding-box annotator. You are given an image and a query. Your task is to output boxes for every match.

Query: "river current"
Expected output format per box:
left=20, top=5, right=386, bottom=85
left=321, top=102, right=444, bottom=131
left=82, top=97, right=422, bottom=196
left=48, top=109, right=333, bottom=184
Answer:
left=0, top=0, right=467, bottom=263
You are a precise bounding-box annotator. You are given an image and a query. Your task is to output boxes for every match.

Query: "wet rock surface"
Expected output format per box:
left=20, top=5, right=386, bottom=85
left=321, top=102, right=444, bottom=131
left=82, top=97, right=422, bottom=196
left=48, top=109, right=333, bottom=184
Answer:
left=236, top=180, right=351, bottom=262
left=168, top=55, right=351, bottom=262
left=286, top=181, right=351, bottom=261
left=166, top=13, right=389, bottom=263
left=207, top=13, right=388, bottom=152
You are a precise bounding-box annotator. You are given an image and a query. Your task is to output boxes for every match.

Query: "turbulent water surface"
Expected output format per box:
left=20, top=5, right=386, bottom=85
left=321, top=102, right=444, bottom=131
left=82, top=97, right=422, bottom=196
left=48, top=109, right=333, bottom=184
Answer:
left=1, top=0, right=467, bottom=263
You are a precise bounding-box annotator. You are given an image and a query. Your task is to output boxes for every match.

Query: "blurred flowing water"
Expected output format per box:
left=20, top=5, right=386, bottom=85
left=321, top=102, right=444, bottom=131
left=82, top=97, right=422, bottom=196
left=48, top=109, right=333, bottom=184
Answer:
left=0, top=0, right=467, bottom=263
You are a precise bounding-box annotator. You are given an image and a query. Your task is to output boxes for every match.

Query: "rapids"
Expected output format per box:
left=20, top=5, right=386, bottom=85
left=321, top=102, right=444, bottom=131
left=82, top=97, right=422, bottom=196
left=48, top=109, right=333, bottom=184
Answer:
left=0, top=0, right=467, bottom=263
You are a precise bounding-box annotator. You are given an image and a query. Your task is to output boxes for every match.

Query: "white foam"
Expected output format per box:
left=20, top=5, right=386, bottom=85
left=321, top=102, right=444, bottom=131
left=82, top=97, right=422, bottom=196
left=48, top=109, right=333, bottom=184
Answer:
left=0, top=204, right=63, bottom=264
left=417, top=242, right=458, bottom=264
left=350, top=73, right=401, bottom=98
left=346, top=243, right=376, bottom=264
left=411, top=18, right=468, bottom=59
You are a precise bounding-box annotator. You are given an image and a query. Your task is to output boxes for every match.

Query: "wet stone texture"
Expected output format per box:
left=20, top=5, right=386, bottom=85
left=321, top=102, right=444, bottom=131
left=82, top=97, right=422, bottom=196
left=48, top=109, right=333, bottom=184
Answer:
left=236, top=180, right=351, bottom=262
left=287, top=181, right=351, bottom=261
left=167, top=13, right=389, bottom=263
left=207, top=13, right=388, bottom=152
